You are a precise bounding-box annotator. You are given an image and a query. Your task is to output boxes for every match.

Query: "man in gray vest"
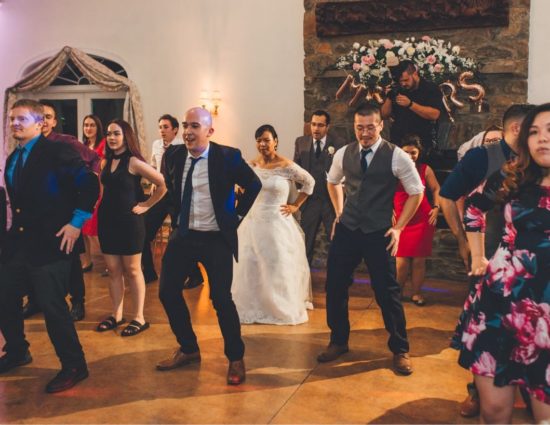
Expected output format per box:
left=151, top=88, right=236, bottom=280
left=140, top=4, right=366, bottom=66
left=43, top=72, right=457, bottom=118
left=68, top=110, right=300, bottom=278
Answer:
left=318, top=104, right=423, bottom=375
left=294, top=110, right=345, bottom=265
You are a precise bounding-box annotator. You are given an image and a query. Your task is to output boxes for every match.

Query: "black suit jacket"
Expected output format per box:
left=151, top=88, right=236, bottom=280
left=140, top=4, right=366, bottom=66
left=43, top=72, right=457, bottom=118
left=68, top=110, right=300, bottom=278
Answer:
left=2, top=136, right=100, bottom=266
left=161, top=141, right=261, bottom=260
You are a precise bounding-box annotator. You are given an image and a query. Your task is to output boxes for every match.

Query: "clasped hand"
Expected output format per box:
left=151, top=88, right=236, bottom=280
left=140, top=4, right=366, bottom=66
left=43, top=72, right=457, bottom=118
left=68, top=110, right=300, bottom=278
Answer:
left=280, top=204, right=298, bottom=217
left=395, top=94, right=412, bottom=108
left=132, top=202, right=150, bottom=215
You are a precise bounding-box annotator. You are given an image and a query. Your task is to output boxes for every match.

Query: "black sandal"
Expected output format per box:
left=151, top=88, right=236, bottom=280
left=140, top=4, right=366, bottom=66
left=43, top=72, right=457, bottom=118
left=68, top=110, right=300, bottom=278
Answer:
left=96, top=316, right=126, bottom=332
left=411, top=295, right=426, bottom=306
left=121, top=320, right=150, bottom=337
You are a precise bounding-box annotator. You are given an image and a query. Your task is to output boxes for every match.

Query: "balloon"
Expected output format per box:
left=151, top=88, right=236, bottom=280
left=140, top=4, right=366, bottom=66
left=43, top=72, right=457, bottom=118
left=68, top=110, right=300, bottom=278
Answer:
left=336, top=75, right=353, bottom=99
left=458, top=71, right=485, bottom=102
left=440, top=82, right=464, bottom=108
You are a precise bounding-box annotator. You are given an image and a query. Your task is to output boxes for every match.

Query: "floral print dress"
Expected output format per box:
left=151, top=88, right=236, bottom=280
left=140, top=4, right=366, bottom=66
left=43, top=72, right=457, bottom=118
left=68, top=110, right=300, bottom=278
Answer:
left=451, top=172, right=550, bottom=404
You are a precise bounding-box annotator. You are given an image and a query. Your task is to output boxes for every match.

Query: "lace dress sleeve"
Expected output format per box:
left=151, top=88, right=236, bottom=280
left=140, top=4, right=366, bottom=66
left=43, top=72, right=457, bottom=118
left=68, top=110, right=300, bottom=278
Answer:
left=284, top=163, right=315, bottom=195
left=463, top=170, right=505, bottom=233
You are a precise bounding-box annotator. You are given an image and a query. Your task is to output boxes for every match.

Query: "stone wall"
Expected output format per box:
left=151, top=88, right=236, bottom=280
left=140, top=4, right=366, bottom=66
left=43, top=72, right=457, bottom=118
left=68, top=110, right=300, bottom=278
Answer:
left=304, top=0, right=530, bottom=279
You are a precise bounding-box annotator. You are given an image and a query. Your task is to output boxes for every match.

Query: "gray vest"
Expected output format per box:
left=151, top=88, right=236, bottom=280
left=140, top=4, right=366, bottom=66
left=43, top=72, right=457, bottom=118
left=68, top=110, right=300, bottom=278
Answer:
left=309, top=146, right=329, bottom=198
left=340, top=140, right=397, bottom=234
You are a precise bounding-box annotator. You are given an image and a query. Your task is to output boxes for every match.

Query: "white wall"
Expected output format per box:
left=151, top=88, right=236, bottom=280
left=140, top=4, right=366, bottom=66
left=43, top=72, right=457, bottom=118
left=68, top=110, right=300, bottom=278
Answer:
left=528, top=0, right=550, bottom=103
left=0, top=0, right=304, bottom=162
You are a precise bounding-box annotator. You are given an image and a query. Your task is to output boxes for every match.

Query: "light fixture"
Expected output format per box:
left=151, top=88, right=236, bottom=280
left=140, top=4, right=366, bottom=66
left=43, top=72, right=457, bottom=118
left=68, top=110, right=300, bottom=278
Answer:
left=200, top=90, right=221, bottom=116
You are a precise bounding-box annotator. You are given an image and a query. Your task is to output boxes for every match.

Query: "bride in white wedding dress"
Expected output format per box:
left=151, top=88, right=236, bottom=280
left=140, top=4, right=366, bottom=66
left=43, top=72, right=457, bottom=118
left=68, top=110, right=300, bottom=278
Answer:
left=232, top=124, right=315, bottom=325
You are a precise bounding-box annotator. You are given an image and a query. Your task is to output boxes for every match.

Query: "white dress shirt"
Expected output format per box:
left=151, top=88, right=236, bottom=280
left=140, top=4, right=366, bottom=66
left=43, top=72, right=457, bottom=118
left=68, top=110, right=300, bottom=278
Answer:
left=312, top=135, right=327, bottom=151
left=150, top=137, right=184, bottom=171
left=327, top=137, right=424, bottom=195
left=180, top=143, right=219, bottom=231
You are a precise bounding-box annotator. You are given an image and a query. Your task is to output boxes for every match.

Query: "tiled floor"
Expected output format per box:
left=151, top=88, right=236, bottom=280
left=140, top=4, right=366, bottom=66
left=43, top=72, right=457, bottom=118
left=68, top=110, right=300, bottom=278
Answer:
left=0, top=254, right=533, bottom=424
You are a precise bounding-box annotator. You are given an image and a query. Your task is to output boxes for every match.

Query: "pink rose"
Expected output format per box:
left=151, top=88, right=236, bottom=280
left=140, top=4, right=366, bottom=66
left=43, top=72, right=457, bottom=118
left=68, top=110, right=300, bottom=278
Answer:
left=509, top=342, right=538, bottom=365
left=502, top=205, right=517, bottom=248
left=462, top=312, right=486, bottom=350
left=426, top=55, right=436, bottom=64
left=464, top=205, right=486, bottom=231
left=421, top=35, right=431, bottom=42
left=433, top=63, right=443, bottom=73
left=365, top=54, right=376, bottom=65
left=471, top=351, right=496, bottom=376
left=352, top=63, right=361, bottom=71
left=538, top=195, right=550, bottom=209
left=487, top=248, right=534, bottom=296
left=534, top=312, right=550, bottom=349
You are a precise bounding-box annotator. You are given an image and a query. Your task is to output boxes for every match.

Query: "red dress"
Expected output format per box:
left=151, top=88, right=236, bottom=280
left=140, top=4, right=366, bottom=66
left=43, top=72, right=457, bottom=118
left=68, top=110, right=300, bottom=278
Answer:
left=393, top=163, right=434, bottom=257
left=82, top=139, right=106, bottom=237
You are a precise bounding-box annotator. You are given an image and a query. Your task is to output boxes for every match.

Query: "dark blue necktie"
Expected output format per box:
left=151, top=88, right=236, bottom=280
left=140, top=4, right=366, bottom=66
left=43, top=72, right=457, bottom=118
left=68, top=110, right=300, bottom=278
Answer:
left=315, top=140, right=322, bottom=158
left=360, top=148, right=372, bottom=172
left=178, top=156, right=202, bottom=236
left=12, top=147, right=25, bottom=193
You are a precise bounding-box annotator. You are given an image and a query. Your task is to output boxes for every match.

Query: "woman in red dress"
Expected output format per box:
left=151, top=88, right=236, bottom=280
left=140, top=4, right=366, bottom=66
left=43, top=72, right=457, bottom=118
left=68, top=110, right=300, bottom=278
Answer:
left=394, top=135, right=440, bottom=305
left=81, top=114, right=106, bottom=271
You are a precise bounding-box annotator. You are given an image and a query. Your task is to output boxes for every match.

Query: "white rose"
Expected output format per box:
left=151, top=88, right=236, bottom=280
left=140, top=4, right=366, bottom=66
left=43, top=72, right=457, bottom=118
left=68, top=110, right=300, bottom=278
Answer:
left=371, top=68, right=380, bottom=77
left=385, top=51, right=396, bottom=58
left=452, top=45, right=460, bottom=55
left=359, top=46, right=366, bottom=53
left=327, top=146, right=335, bottom=155
left=353, top=42, right=360, bottom=50
left=406, top=46, right=416, bottom=56
left=386, top=56, right=399, bottom=67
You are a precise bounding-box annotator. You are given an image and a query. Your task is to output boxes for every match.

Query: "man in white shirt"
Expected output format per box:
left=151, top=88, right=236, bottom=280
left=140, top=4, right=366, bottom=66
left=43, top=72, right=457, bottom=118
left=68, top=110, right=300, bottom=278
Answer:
left=318, top=104, right=423, bottom=376
left=142, top=114, right=202, bottom=288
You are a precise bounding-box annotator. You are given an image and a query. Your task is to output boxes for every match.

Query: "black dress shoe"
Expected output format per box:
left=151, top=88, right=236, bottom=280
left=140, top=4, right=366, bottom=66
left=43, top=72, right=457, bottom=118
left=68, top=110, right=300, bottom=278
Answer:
left=183, top=274, right=203, bottom=290
left=0, top=351, right=33, bottom=374
left=70, top=301, right=85, bottom=321
left=45, top=366, right=89, bottom=393
left=22, top=302, right=41, bottom=319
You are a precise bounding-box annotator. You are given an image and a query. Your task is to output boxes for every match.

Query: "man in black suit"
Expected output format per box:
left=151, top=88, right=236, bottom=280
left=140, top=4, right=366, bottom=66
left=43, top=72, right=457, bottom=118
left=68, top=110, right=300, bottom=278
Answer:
left=0, top=99, right=99, bottom=393
left=294, top=110, right=345, bottom=265
left=156, top=107, right=261, bottom=385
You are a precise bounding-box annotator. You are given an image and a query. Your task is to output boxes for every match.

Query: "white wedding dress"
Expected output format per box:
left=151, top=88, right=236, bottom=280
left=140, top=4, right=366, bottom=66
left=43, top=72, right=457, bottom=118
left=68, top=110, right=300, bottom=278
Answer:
left=232, top=163, right=315, bottom=325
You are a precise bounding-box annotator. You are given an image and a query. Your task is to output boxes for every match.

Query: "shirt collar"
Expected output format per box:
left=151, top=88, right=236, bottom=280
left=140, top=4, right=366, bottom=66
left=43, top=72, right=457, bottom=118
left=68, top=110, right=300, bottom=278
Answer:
left=188, top=142, right=210, bottom=160
left=18, top=134, right=41, bottom=152
left=501, top=138, right=514, bottom=159
left=357, top=137, right=382, bottom=154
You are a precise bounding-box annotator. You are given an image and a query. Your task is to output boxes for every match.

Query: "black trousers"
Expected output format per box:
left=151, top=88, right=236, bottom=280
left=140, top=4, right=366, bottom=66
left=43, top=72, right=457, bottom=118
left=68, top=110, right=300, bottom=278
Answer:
left=300, top=196, right=335, bottom=265
left=326, top=223, right=409, bottom=354
left=159, top=230, right=244, bottom=361
left=27, top=254, right=85, bottom=305
left=142, top=199, right=202, bottom=282
left=0, top=250, right=86, bottom=368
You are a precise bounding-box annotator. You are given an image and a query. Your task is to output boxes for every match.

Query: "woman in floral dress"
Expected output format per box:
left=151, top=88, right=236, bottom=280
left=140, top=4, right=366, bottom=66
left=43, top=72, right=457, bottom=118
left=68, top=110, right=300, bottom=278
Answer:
left=452, top=103, right=550, bottom=423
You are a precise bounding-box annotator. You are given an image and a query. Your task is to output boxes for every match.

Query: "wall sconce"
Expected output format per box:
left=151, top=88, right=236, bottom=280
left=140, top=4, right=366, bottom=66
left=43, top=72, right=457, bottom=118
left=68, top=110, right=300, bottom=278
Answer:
left=200, top=90, right=221, bottom=116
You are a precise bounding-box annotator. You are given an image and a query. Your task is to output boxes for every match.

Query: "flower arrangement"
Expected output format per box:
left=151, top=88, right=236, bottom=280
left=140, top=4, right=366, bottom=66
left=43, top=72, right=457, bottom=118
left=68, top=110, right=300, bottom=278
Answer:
left=335, top=36, right=480, bottom=89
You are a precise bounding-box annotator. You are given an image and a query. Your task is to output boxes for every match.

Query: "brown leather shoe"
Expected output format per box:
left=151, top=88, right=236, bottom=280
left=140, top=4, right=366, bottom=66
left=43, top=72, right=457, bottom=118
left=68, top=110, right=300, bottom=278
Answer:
left=156, top=349, right=201, bottom=371
left=393, top=353, right=413, bottom=375
left=227, top=359, right=245, bottom=385
left=460, top=392, right=480, bottom=417
left=317, top=343, right=349, bottom=363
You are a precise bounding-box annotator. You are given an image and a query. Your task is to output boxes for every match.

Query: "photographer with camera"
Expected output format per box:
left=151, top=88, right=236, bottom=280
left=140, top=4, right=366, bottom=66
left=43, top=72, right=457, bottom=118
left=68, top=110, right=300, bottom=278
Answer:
left=381, top=60, right=444, bottom=157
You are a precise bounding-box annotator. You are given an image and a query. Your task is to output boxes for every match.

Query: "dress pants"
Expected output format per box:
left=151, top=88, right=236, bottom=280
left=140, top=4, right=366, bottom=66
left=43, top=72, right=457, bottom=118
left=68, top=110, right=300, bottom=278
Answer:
left=0, top=248, right=86, bottom=368
left=142, top=198, right=203, bottom=282
left=326, top=223, right=409, bottom=354
left=159, top=230, right=244, bottom=361
left=300, top=195, right=335, bottom=265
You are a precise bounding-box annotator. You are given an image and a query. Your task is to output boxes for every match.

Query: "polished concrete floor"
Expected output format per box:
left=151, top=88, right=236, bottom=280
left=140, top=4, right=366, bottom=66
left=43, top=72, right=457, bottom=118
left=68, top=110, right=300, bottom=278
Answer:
left=0, top=252, right=533, bottom=424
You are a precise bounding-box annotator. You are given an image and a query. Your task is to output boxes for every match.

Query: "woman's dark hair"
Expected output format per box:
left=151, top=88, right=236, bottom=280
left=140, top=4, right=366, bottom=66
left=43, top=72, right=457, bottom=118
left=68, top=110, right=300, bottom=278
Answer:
left=105, top=119, right=144, bottom=161
left=499, top=102, right=550, bottom=200
left=400, top=134, right=423, bottom=152
left=82, top=114, right=104, bottom=147
left=255, top=124, right=278, bottom=141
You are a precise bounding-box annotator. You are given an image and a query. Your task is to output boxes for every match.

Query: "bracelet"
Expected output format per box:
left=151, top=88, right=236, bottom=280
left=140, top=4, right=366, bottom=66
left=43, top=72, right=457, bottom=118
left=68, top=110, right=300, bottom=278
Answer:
left=407, top=100, right=414, bottom=108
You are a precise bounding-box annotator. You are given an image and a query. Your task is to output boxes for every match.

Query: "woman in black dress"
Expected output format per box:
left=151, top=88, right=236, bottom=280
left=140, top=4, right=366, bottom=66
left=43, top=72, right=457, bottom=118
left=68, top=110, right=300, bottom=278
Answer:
left=452, top=103, right=550, bottom=423
left=97, top=120, right=167, bottom=336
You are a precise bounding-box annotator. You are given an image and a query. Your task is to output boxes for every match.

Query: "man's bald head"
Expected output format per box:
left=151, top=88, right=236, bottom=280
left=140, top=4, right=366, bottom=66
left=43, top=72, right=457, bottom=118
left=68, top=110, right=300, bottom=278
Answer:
left=182, top=107, right=214, bottom=156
